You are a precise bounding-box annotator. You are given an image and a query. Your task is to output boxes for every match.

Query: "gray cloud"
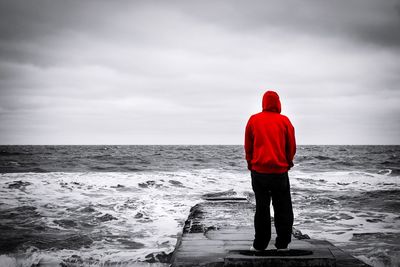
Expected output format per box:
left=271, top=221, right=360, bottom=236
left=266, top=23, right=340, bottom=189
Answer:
left=0, top=0, right=399, bottom=144
left=175, top=0, right=400, bottom=48
left=2, top=0, right=399, bottom=65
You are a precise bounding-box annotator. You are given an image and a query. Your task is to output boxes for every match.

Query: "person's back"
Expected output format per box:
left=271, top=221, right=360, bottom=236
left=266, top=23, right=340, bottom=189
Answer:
left=245, top=91, right=296, bottom=173
left=245, top=90, right=296, bottom=251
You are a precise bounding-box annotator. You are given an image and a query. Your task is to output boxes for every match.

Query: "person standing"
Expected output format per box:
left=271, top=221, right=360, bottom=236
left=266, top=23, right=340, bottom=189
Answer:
left=245, top=90, right=296, bottom=251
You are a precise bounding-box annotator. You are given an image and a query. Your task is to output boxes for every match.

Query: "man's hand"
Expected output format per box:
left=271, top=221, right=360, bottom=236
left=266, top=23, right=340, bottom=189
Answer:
left=247, top=161, right=252, bottom=171
left=288, top=160, right=294, bottom=170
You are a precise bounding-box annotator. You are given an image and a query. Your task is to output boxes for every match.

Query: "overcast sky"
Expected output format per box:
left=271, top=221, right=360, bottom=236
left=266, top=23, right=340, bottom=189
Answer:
left=0, top=0, right=399, bottom=145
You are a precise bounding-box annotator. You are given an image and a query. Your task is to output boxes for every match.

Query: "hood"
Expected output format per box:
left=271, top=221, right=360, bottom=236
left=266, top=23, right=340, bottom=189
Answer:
left=262, top=91, right=281, bottom=113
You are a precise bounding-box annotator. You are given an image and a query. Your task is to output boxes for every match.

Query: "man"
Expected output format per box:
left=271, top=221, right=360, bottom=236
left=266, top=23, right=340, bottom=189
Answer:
left=244, top=90, right=296, bottom=251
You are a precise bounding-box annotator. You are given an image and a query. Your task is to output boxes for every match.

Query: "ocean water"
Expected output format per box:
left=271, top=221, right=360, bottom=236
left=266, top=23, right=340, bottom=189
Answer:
left=0, top=145, right=399, bottom=267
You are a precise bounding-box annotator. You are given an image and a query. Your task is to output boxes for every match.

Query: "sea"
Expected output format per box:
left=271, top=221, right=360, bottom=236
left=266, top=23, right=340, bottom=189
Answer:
left=0, top=145, right=399, bottom=267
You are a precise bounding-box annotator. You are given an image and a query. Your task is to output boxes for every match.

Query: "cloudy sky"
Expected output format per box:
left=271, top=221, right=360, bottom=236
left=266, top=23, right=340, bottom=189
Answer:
left=0, top=0, right=399, bottom=145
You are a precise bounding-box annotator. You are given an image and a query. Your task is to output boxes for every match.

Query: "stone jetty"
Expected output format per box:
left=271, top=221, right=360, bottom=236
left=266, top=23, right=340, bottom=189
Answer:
left=171, top=196, right=370, bottom=267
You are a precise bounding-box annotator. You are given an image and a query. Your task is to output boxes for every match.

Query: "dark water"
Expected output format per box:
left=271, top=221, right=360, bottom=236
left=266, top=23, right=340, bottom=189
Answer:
left=0, top=145, right=248, bottom=173
left=1, top=145, right=399, bottom=174
left=0, top=145, right=399, bottom=266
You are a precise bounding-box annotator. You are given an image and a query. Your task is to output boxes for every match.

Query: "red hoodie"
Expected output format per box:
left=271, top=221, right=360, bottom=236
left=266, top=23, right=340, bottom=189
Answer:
left=245, top=91, right=296, bottom=174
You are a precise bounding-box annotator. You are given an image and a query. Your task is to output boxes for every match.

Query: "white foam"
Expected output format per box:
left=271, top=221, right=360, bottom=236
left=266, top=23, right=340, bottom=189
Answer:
left=0, top=255, right=16, bottom=267
left=0, top=171, right=245, bottom=264
left=1, top=169, right=398, bottom=265
left=290, top=170, right=400, bottom=191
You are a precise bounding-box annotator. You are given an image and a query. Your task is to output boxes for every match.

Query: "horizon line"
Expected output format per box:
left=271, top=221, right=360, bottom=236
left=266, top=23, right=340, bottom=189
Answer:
left=0, top=144, right=399, bottom=146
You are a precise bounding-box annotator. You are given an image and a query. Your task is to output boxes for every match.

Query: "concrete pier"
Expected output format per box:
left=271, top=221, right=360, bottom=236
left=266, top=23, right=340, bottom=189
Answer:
left=171, top=197, right=370, bottom=267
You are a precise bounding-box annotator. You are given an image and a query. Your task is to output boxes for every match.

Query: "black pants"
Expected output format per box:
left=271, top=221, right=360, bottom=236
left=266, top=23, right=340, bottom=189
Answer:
left=251, top=171, right=294, bottom=250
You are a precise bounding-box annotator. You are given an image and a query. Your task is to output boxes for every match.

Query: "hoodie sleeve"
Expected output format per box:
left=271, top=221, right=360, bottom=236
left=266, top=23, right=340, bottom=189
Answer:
left=244, top=117, right=254, bottom=170
left=285, top=118, right=296, bottom=168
